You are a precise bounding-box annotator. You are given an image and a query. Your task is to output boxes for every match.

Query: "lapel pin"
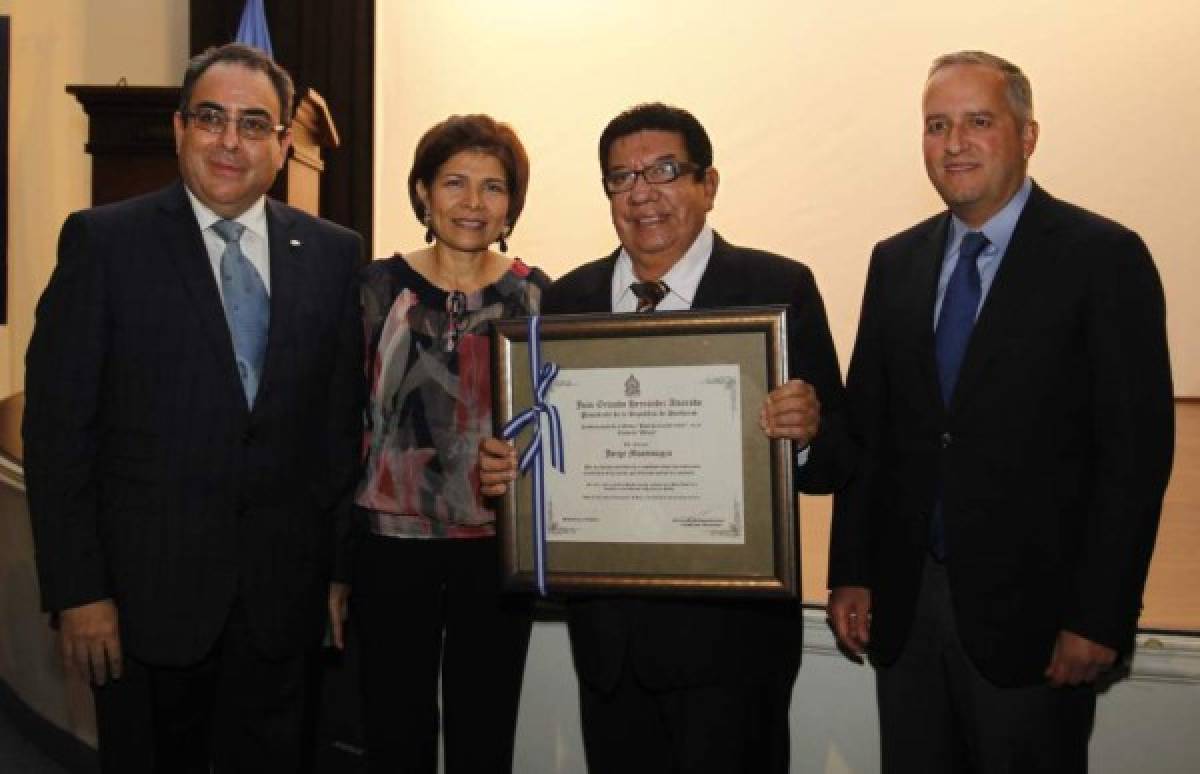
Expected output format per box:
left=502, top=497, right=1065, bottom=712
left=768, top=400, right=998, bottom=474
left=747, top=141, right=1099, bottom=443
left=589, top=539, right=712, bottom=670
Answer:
left=289, top=239, right=302, bottom=248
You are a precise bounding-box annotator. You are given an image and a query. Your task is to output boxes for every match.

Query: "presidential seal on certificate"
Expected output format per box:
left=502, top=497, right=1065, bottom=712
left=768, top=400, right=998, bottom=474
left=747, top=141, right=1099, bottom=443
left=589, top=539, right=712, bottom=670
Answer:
left=491, top=308, right=798, bottom=598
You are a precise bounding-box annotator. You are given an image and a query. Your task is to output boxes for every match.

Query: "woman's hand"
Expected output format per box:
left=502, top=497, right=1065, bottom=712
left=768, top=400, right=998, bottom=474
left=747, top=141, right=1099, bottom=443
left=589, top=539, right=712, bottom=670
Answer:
left=479, top=437, right=518, bottom=497
left=328, top=582, right=350, bottom=650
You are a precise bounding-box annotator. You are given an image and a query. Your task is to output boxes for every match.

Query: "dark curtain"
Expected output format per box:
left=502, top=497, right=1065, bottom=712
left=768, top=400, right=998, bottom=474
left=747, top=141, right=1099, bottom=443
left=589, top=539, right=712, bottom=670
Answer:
left=190, top=1, right=374, bottom=252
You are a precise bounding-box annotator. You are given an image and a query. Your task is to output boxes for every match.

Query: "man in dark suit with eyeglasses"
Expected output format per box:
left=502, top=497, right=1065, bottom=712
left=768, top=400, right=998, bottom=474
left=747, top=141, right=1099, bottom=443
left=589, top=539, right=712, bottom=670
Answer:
left=24, top=43, right=363, bottom=772
left=481, top=102, right=852, bottom=774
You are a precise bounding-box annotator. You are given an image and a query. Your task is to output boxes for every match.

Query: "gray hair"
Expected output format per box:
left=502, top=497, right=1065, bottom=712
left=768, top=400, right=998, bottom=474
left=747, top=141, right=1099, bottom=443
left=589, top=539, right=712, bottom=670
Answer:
left=929, top=50, right=1033, bottom=126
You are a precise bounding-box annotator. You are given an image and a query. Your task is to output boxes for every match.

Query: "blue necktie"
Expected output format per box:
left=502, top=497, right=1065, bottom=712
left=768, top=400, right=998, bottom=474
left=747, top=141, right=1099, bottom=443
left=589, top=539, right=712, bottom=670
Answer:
left=930, top=231, right=989, bottom=560
left=212, top=219, right=269, bottom=406
left=934, top=231, right=989, bottom=405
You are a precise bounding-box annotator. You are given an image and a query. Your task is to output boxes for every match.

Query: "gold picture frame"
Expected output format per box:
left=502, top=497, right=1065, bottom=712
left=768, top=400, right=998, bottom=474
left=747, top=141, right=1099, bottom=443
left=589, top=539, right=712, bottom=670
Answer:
left=490, top=307, right=798, bottom=598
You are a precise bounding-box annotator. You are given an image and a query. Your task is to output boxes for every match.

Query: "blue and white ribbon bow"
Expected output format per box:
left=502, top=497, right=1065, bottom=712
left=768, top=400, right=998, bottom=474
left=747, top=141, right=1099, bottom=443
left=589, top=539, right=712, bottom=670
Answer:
left=499, top=316, right=564, bottom=595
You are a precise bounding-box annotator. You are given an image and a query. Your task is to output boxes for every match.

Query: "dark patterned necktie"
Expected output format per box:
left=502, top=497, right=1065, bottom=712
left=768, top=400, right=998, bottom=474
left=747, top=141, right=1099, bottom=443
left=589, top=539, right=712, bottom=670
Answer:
left=212, top=219, right=269, bottom=406
left=630, top=280, right=670, bottom=313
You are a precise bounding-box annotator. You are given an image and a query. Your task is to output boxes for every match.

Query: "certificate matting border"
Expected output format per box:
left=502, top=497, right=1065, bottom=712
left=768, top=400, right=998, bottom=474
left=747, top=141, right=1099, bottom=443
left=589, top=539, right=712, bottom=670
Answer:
left=490, top=307, right=798, bottom=598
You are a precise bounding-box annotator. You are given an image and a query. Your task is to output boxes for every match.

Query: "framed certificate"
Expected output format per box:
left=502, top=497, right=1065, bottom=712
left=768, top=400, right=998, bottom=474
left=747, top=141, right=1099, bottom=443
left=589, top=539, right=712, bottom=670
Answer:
left=490, top=307, right=798, bottom=598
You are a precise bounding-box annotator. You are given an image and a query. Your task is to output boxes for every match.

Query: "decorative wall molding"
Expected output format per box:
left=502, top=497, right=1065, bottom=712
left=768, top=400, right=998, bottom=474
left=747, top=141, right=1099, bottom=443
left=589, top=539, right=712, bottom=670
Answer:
left=801, top=609, right=1200, bottom=685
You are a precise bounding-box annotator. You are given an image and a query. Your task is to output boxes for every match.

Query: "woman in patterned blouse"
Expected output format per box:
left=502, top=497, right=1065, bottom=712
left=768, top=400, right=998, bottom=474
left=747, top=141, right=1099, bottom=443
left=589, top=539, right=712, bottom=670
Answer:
left=333, top=115, right=549, bottom=773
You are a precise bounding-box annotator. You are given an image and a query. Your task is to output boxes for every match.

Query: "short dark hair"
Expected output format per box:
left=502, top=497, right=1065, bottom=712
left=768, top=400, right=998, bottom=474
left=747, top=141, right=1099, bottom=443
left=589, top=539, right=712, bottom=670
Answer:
left=407, top=115, right=531, bottom=233
left=597, top=103, right=713, bottom=181
left=178, top=43, right=295, bottom=127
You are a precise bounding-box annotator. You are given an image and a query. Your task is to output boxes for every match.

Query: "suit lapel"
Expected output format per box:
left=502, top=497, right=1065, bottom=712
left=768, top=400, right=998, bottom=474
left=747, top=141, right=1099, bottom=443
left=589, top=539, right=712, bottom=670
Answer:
left=257, top=198, right=302, bottom=412
left=952, top=185, right=1055, bottom=408
left=156, top=182, right=246, bottom=407
left=693, top=234, right=742, bottom=309
left=912, top=216, right=950, bottom=409
left=590, top=251, right=620, bottom=312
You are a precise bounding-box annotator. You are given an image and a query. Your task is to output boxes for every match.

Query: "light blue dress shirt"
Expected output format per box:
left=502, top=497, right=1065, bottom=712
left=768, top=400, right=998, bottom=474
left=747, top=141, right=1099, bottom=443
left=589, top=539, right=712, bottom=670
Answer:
left=933, top=177, right=1033, bottom=325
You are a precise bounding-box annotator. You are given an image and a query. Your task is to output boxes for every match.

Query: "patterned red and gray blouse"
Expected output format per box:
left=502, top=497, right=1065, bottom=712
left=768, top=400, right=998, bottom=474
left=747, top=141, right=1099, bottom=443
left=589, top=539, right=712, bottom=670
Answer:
left=355, top=254, right=549, bottom=539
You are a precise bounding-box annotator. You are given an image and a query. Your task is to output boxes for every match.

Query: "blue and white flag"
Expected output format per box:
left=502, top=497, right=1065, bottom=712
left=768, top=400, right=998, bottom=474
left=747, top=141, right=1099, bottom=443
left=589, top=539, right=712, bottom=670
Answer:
left=235, top=0, right=274, bottom=58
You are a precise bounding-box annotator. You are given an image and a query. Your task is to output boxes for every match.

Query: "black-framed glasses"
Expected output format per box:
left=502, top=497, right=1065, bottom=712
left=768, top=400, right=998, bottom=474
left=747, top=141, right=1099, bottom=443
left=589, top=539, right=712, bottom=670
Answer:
left=183, top=106, right=286, bottom=141
left=602, top=159, right=702, bottom=194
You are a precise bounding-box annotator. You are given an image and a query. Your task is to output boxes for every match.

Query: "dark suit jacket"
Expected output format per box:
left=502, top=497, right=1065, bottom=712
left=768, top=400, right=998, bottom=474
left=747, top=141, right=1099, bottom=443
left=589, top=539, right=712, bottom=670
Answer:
left=24, top=181, right=364, bottom=666
left=829, top=183, right=1174, bottom=687
left=547, top=232, right=851, bottom=693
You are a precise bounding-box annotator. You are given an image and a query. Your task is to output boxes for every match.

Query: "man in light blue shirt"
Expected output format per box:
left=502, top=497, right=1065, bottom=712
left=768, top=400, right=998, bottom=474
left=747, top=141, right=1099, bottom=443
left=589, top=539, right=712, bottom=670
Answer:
left=829, top=51, right=1173, bottom=773
left=933, top=176, right=1031, bottom=324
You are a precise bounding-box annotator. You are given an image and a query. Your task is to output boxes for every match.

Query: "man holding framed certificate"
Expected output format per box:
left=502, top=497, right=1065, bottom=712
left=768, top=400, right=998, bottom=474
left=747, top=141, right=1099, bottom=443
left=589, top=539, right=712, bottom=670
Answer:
left=481, top=103, right=851, bottom=774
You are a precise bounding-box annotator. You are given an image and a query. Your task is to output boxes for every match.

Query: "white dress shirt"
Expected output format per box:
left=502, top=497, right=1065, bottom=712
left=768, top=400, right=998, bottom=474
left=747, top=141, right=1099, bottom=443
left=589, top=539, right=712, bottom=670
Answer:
left=184, top=187, right=272, bottom=298
left=607, top=225, right=811, bottom=460
left=610, top=226, right=714, bottom=312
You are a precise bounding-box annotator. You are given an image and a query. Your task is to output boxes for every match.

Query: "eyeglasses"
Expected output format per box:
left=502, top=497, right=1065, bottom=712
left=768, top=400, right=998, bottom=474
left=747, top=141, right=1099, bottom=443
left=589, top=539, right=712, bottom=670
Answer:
left=183, top=106, right=286, bottom=141
left=602, top=159, right=702, bottom=194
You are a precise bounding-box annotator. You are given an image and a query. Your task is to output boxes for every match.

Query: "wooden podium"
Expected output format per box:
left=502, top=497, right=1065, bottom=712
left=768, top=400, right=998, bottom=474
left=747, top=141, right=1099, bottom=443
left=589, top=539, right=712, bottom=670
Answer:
left=283, top=88, right=339, bottom=215
left=67, top=84, right=338, bottom=215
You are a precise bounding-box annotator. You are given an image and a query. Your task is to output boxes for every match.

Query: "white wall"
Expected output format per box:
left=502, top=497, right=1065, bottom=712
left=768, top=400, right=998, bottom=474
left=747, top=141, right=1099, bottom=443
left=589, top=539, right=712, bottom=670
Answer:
left=375, top=0, right=1200, bottom=395
left=0, top=461, right=96, bottom=745
left=512, top=617, right=1200, bottom=774
left=375, top=14, right=1200, bottom=768
left=0, top=0, right=188, bottom=741
left=3, top=0, right=188, bottom=397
